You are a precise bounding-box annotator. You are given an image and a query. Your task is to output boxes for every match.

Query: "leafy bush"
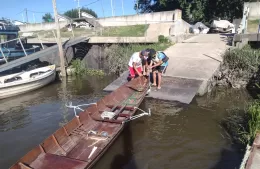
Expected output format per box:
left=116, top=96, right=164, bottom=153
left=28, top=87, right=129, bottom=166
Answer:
left=158, top=35, right=170, bottom=43
left=224, top=45, right=260, bottom=72
left=71, top=59, right=104, bottom=76
left=71, top=59, right=87, bottom=75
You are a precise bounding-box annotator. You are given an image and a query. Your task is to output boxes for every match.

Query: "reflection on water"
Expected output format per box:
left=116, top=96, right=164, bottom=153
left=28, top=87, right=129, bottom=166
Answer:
left=92, top=88, right=250, bottom=169
left=0, top=75, right=116, bottom=169
left=0, top=76, right=250, bottom=169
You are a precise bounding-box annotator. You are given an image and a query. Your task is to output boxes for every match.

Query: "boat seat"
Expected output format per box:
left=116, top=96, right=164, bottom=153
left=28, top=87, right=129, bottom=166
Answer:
left=64, top=117, right=83, bottom=137
left=30, top=153, right=88, bottom=169
left=41, top=135, right=67, bottom=156
left=91, top=104, right=134, bottom=124
left=54, top=127, right=78, bottom=153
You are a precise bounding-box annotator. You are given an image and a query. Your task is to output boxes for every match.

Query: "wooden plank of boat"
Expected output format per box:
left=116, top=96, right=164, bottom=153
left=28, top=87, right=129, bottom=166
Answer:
left=0, top=65, right=56, bottom=99
left=10, top=76, right=150, bottom=169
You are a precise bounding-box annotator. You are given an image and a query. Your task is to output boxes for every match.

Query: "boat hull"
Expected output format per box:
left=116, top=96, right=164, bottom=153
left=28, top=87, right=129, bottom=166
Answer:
left=0, top=65, right=56, bottom=99
left=9, top=76, right=149, bottom=169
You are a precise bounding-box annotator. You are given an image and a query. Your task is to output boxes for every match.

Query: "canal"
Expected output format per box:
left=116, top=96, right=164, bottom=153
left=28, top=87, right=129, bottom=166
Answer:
left=0, top=75, right=250, bottom=169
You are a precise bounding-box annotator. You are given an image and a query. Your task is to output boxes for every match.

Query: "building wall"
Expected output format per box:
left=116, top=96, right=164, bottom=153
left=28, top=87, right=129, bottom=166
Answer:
left=244, top=2, right=260, bottom=20
left=170, top=20, right=191, bottom=36
left=97, top=10, right=182, bottom=27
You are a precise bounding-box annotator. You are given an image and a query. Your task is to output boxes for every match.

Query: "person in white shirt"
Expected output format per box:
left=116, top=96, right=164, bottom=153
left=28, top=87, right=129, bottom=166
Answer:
left=128, top=50, right=149, bottom=80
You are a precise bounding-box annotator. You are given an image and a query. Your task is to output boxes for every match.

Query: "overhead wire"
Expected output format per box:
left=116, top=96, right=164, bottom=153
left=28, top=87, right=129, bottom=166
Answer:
left=82, top=0, right=101, bottom=7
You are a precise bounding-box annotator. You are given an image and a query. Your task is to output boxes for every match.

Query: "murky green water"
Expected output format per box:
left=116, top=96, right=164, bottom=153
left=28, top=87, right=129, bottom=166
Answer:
left=0, top=75, right=250, bottom=169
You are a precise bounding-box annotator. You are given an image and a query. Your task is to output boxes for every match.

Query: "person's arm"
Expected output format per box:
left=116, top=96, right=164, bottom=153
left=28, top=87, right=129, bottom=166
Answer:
left=151, top=60, right=163, bottom=68
left=148, top=60, right=153, bottom=68
left=133, top=62, right=143, bottom=76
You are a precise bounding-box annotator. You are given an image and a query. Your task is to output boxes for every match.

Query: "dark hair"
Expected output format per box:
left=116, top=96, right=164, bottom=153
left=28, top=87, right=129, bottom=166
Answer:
left=148, top=49, right=156, bottom=58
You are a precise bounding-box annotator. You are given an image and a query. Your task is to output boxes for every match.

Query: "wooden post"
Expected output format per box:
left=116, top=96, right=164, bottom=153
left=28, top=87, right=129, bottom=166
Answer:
left=52, top=0, right=66, bottom=77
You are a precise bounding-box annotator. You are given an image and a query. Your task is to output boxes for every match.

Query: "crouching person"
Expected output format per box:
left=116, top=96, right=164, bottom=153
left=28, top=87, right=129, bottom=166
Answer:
left=128, top=50, right=147, bottom=81
left=148, top=49, right=169, bottom=89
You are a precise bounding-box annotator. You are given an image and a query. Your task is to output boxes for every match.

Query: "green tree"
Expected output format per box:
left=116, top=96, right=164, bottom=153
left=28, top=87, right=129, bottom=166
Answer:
left=135, top=0, right=247, bottom=23
left=42, top=13, right=54, bottom=22
left=64, top=7, right=98, bottom=18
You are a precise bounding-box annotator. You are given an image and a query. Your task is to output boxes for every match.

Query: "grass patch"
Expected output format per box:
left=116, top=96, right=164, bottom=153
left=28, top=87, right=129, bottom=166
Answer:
left=222, top=101, right=260, bottom=146
left=247, top=19, right=259, bottom=33
left=21, top=24, right=149, bottom=38
left=244, top=101, right=260, bottom=144
left=22, top=28, right=94, bottom=39
left=22, top=25, right=148, bottom=39
left=104, top=41, right=172, bottom=75
left=98, top=24, right=149, bottom=37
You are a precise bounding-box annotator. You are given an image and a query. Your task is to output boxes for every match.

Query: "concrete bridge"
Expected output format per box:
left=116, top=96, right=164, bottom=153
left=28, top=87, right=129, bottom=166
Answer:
left=104, top=34, right=229, bottom=104
left=0, top=36, right=89, bottom=73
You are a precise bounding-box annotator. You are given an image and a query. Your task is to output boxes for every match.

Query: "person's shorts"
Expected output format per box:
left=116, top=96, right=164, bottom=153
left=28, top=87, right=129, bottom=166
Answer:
left=152, top=65, right=167, bottom=73
left=129, top=66, right=142, bottom=78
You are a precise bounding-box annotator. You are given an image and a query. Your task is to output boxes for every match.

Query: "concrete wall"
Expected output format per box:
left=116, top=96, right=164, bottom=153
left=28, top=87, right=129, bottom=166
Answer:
left=19, top=21, right=68, bottom=32
left=244, top=2, right=260, bottom=20
left=170, top=20, right=190, bottom=36
left=97, top=10, right=182, bottom=27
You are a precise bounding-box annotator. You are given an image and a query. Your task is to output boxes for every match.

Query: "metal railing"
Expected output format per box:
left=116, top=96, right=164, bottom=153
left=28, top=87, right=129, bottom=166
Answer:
left=0, top=37, right=34, bottom=63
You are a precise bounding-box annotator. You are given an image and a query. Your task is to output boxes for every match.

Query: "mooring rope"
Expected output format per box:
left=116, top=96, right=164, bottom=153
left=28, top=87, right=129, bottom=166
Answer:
left=123, top=107, right=151, bottom=123
left=65, top=102, right=97, bottom=117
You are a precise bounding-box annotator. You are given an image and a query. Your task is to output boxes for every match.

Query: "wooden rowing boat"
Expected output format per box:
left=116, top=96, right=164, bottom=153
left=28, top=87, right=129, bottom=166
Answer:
left=10, top=76, right=150, bottom=169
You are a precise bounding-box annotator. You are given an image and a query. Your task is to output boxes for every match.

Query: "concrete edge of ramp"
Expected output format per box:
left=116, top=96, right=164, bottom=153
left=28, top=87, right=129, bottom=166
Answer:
left=103, top=71, right=129, bottom=92
left=103, top=71, right=203, bottom=104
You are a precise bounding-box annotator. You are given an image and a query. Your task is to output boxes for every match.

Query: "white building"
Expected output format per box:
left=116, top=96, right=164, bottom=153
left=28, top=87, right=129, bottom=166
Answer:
left=12, top=20, right=26, bottom=25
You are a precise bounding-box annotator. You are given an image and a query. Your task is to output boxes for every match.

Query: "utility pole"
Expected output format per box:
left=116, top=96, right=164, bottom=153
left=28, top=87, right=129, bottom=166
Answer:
left=75, top=0, right=80, bottom=18
left=121, top=0, right=124, bottom=15
left=110, top=0, right=114, bottom=16
left=25, top=8, right=28, bottom=23
left=101, top=0, right=105, bottom=17
left=52, top=0, right=66, bottom=77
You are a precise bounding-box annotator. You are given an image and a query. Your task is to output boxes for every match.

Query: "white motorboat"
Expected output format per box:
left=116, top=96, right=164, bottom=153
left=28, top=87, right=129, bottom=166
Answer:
left=0, top=65, right=56, bottom=99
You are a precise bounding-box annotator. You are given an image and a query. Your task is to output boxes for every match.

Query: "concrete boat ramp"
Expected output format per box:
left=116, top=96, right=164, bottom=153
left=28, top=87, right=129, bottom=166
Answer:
left=104, top=34, right=229, bottom=104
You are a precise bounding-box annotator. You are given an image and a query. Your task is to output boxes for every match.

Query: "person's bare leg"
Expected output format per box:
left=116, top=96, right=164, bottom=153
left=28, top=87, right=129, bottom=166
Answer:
left=143, top=65, right=146, bottom=75
left=157, top=72, right=162, bottom=89
left=152, top=71, right=157, bottom=86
